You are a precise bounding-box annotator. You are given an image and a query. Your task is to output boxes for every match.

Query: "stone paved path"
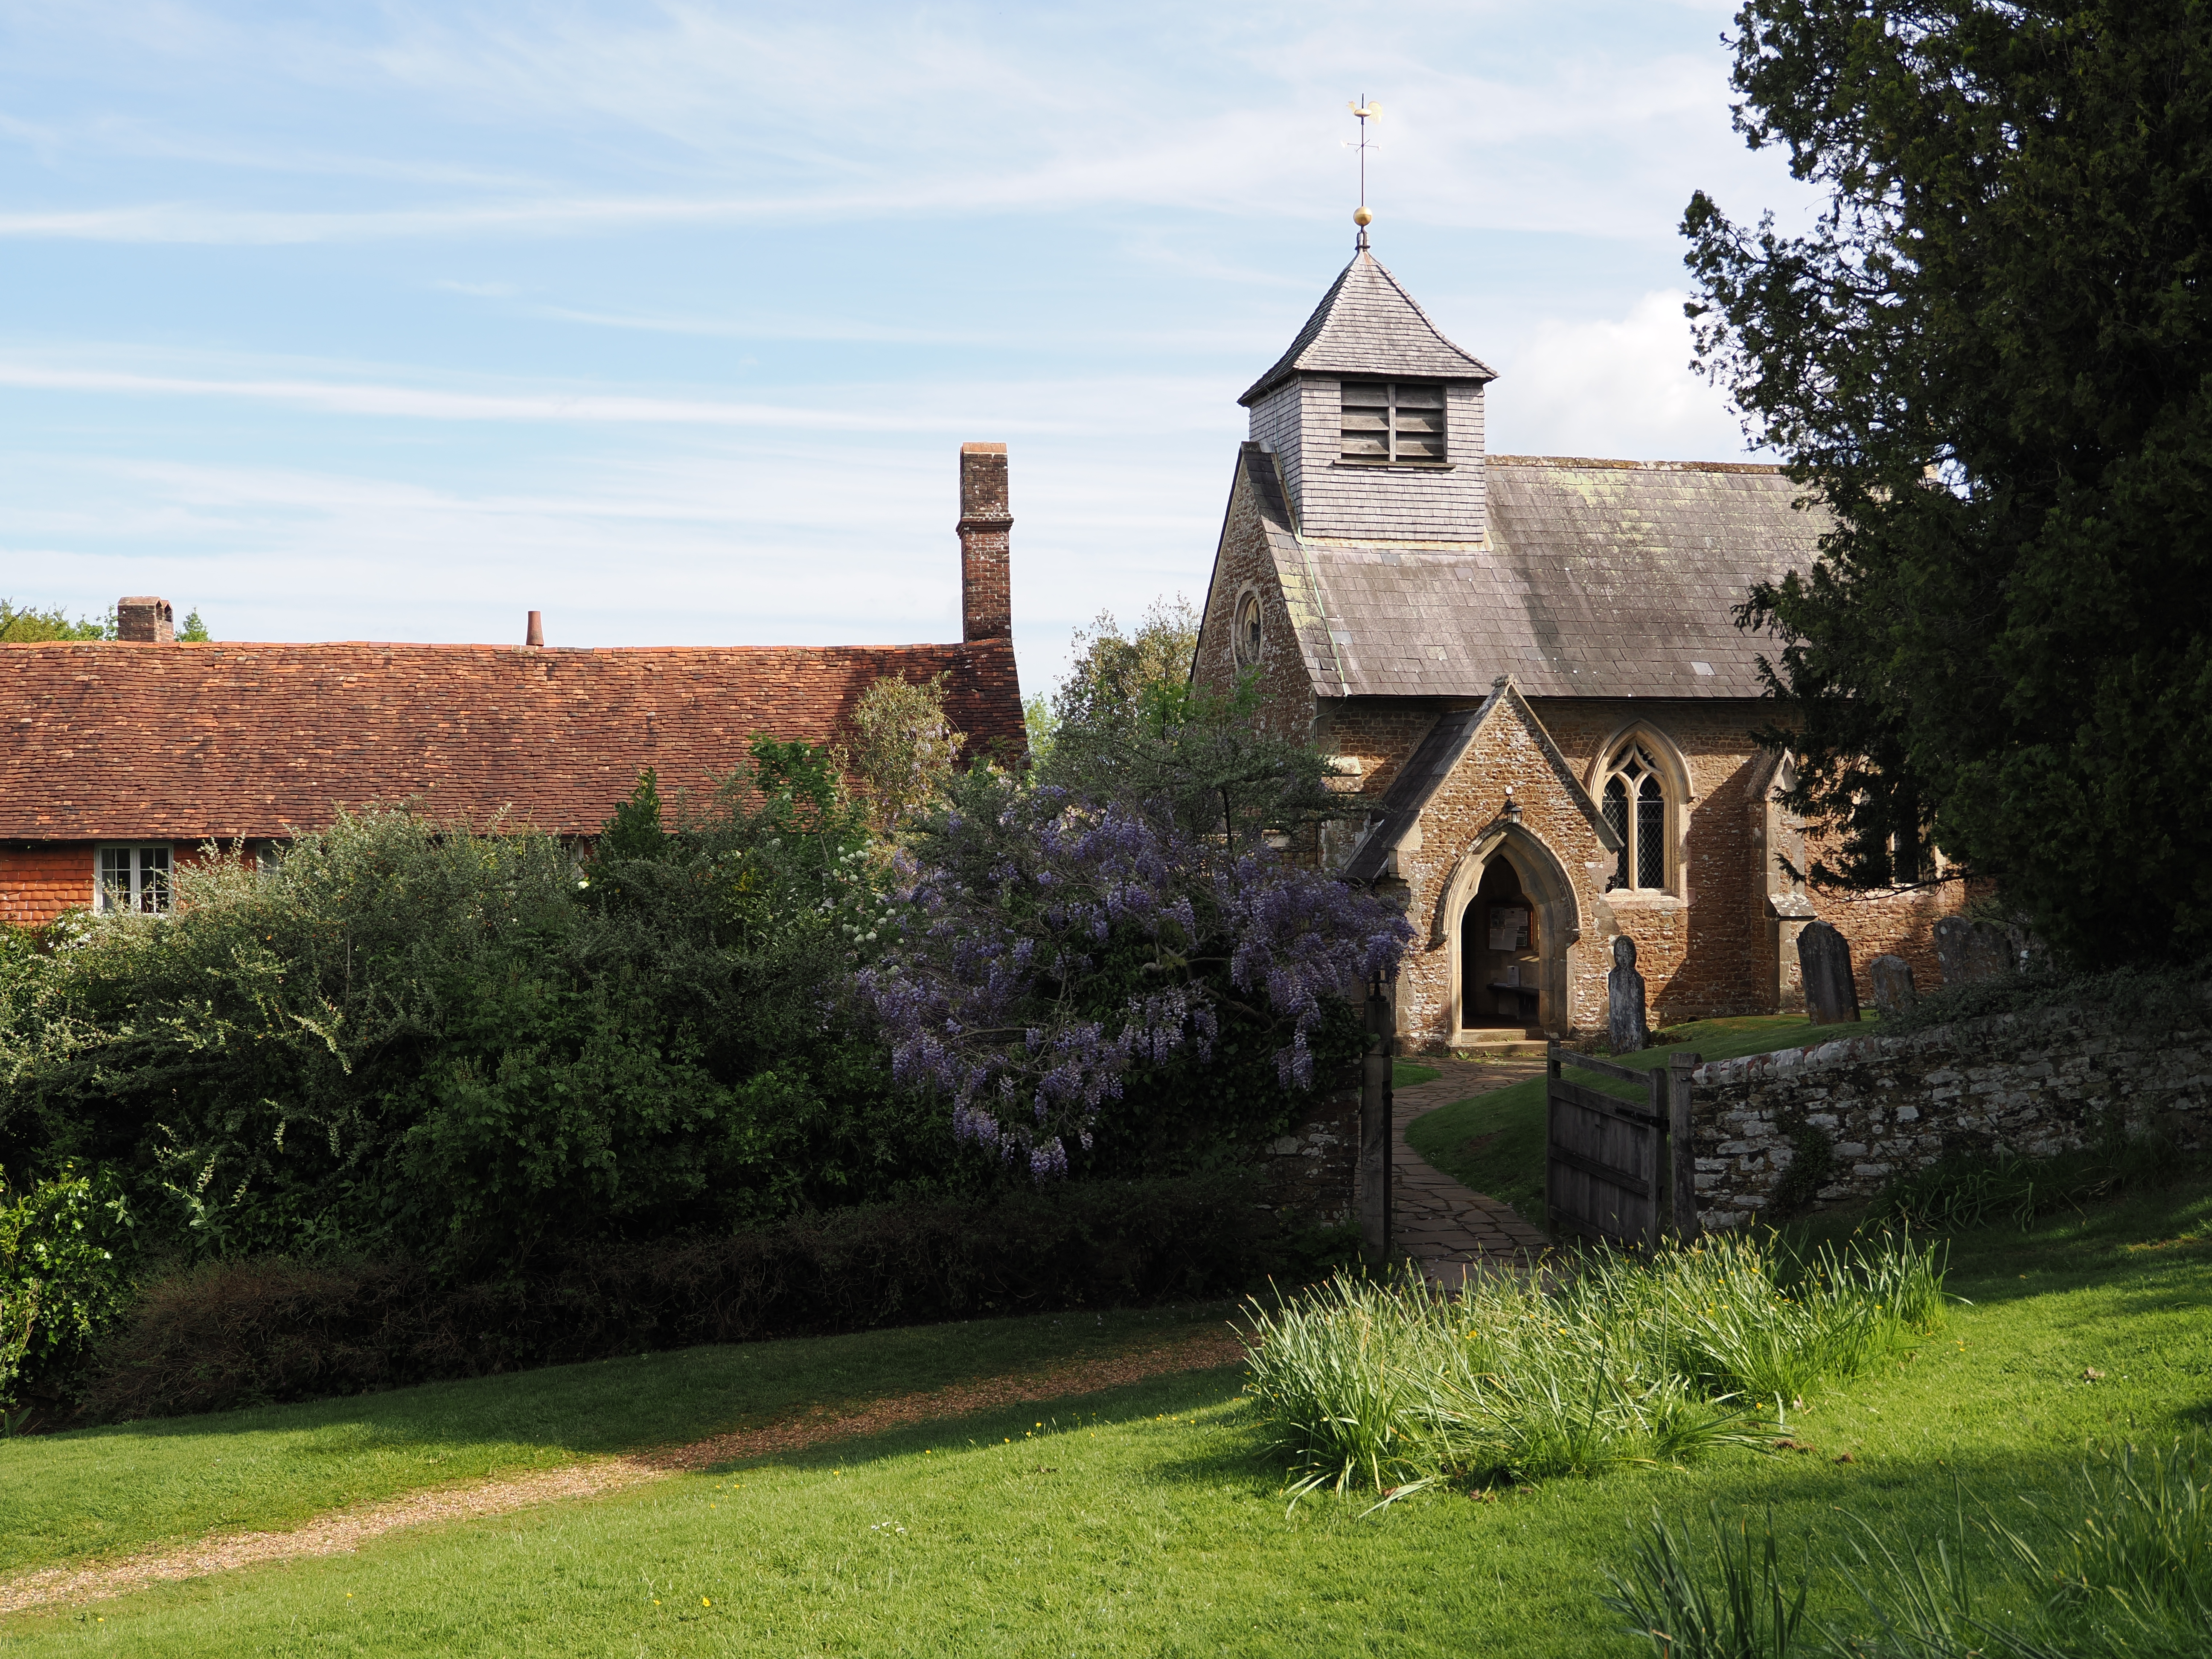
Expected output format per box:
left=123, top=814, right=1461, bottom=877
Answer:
left=1391, top=1055, right=1552, bottom=1284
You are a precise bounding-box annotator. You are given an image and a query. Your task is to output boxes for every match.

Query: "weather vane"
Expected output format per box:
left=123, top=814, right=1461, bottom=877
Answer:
left=1346, top=96, right=1380, bottom=249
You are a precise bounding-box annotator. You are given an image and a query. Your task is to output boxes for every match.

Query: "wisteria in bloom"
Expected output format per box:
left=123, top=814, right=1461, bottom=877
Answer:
left=857, top=776, right=1412, bottom=1179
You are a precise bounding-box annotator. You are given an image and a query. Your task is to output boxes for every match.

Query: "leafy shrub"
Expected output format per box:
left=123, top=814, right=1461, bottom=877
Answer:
left=0, top=1167, right=136, bottom=1408
left=81, top=1169, right=1281, bottom=1421
left=1242, top=1231, right=1946, bottom=1499
left=1878, top=958, right=2212, bottom=1041
left=0, top=750, right=983, bottom=1270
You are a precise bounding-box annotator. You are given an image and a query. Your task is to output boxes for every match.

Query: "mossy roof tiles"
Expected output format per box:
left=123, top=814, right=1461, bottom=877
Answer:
left=1241, top=448, right=1824, bottom=700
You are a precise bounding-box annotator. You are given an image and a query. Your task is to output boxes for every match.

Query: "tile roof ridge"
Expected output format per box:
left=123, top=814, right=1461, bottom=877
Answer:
left=1487, top=454, right=1787, bottom=474
left=8, top=637, right=980, bottom=655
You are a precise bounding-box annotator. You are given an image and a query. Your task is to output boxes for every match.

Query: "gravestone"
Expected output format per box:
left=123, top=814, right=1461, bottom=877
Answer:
left=1798, top=920, right=1861, bottom=1026
left=1934, top=915, right=2014, bottom=986
left=1868, top=953, right=1917, bottom=1017
left=1607, top=934, right=1649, bottom=1053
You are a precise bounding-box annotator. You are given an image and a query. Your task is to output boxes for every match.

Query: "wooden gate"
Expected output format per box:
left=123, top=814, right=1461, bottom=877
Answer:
left=1544, top=1044, right=1700, bottom=1249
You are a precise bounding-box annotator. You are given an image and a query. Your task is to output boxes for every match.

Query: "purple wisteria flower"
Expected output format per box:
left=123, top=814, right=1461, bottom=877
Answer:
left=857, top=777, right=1411, bottom=1179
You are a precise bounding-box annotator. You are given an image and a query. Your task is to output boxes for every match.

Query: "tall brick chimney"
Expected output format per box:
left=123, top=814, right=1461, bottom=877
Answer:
left=117, top=597, right=174, bottom=643
left=957, top=442, right=1012, bottom=642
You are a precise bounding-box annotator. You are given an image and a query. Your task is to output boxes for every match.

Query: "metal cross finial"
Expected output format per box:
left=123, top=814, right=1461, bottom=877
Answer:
left=1345, top=96, right=1380, bottom=249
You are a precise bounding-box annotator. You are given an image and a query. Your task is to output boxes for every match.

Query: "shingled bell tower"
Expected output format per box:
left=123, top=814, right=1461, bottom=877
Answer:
left=1238, top=250, right=1497, bottom=546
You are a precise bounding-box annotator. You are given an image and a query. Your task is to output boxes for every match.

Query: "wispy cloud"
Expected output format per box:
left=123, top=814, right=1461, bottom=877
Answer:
left=0, top=348, right=1242, bottom=437
left=0, top=3, right=1811, bottom=246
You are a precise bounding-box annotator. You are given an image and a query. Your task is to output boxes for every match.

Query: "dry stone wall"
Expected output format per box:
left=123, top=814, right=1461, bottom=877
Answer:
left=1689, top=1001, right=2212, bottom=1228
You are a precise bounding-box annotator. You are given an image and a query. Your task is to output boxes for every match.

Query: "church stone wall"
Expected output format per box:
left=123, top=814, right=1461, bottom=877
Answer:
left=1536, top=699, right=1773, bottom=1023
left=1312, top=699, right=1446, bottom=801
left=1796, top=827, right=1962, bottom=1005
left=1388, top=696, right=1615, bottom=1046
left=1192, top=466, right=1321, bottom=745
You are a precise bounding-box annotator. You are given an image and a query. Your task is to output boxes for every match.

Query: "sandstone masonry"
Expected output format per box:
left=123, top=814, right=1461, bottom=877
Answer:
left=1689, top=1001, right=2212, bottom=1228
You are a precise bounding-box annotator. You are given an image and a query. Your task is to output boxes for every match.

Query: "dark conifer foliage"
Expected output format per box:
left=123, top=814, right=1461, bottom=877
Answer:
left=1686, top=0, right=2212, bottom=963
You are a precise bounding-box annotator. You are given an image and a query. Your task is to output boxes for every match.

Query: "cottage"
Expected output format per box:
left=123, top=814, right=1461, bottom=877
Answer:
left=1191, top=243, right=1958, bottom=1047
left=0, top=445, right=1025, bottom=926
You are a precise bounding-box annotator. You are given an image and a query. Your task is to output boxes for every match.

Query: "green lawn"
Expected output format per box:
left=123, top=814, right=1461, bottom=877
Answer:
left=0, top=1305, right=1227, bottom=1580
left=5, top=1179, right=2207, bottom=1655
left=1404, top=1014, right=1879, bottom=1231
left=1392, top=1059, right=1441, bottom=1089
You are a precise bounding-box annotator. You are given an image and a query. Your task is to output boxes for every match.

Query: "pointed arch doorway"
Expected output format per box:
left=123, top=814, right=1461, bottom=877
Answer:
left=1439, top=827, right=1580, bottom=1041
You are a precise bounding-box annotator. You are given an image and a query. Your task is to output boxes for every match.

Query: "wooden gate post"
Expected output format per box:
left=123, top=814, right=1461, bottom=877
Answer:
left=1359, top=975, right=1394, bottom=1266
left=1668, top=1050, right=1700, bottom=1242
left=1543, top=1039, right=1560, bottom=1239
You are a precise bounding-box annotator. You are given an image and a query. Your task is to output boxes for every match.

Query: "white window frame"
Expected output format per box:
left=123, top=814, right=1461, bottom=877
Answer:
left=95, top=843, right=173, bottom=914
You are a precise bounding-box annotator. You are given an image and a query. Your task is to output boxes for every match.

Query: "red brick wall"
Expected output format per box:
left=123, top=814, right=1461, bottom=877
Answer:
left=0, top=839, right=236, bottom=928
left=0, top=844, right=92, bottom=927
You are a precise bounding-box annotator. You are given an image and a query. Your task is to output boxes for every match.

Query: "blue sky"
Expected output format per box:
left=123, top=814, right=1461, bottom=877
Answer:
left=0, top=1, right=1816, bottom=693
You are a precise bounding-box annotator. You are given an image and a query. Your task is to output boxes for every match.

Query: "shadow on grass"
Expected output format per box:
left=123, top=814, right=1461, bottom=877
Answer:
left=7, top=1301, right=1246, bottom=1461
left=687, top=1359, right=1269, bottom=1484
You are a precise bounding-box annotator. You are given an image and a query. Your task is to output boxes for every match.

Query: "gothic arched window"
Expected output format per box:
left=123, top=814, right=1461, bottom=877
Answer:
left=1601, top=741, right=1670, bottom=892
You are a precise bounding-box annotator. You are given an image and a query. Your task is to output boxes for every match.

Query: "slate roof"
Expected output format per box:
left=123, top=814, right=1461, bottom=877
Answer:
left=1244, top=449, right=1824, bottom=700
left=0, top=638, right=1023, bottom=841
left=1239, top=251, right=1496, bottom=407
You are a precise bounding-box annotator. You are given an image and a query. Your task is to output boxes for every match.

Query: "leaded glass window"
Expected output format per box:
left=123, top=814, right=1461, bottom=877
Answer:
left=1600, top=743, right=1670, bottom=892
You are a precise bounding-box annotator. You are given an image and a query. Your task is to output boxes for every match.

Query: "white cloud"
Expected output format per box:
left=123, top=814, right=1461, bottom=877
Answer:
left=1484, top=291, right=1758, bottom=463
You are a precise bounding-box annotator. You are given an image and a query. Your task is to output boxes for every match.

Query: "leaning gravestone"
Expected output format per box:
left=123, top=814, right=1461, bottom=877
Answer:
left=1608, top=934, right=1649, bottom=1053
left=1934, top=915, right=2014, bottom=986
left=1798, top=920, right=1861, bottom=1026
left=1868, top=953, right=1917, bottom=1017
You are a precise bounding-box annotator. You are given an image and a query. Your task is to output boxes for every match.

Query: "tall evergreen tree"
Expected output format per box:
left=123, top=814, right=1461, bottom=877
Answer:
left=1685, top=0, right=2212, bottom=965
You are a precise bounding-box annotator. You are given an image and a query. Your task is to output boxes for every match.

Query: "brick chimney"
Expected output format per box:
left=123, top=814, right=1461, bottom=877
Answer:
left=957, top=442, right=1012, bottom=642
left=117, top=597, right=175, bottom=643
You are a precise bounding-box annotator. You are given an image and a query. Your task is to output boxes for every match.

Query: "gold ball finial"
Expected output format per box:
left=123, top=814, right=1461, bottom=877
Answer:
left=1353, top=205, right=1373, bottom=227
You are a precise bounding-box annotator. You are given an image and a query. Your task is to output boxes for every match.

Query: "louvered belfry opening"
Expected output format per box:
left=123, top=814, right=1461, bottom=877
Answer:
left=1339, top=380, right=1447, bottom=464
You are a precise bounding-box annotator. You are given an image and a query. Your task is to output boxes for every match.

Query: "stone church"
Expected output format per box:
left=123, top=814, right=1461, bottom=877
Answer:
left=1192, top=244, right=1956, bottom=1048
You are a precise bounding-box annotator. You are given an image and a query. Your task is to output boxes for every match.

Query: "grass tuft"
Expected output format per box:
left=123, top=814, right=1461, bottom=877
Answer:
left=1601, top=1440, right=2212, bottom=1658
left=1241, top=1229, right=1946, bottom=1499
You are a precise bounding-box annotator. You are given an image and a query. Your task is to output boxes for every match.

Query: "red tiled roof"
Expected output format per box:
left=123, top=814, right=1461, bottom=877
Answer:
left=0, top=637, right=1024, bottom=841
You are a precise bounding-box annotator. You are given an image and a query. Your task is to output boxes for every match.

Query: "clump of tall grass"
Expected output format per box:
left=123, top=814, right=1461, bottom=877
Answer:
left=1599, top=1440, right=2212, bottom=1658
left=1241, top=1230, right=1946, bottom=1500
